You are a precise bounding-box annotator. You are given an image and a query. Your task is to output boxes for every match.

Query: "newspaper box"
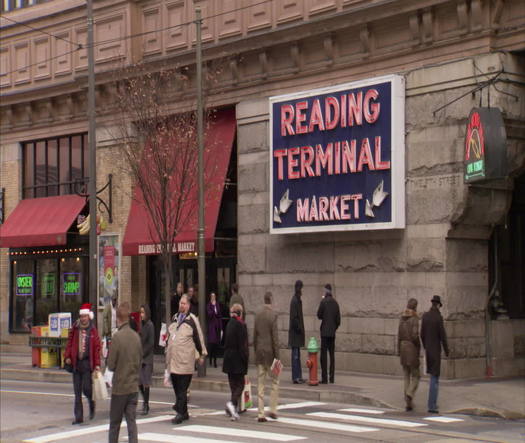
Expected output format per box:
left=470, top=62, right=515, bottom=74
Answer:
left=49, top=313, right=72, bottom=337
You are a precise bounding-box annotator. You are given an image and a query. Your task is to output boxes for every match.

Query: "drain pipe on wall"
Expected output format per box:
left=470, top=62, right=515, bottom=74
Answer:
left=485, top=228, right=497, bottom=378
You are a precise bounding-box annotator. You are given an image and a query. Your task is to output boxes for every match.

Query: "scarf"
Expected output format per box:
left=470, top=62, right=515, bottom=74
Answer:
left=78, top=321, right=91, bottom=360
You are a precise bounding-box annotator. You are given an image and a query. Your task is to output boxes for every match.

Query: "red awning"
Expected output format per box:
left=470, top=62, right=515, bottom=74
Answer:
left=122, top=108, right=236, bottom=256
left=0, top=195, right=86, bottom=248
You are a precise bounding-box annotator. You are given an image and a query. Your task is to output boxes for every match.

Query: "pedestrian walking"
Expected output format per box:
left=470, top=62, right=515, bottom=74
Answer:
left=289, top=280, right=306, bottom=384
left=317, top=284, right=341, bottom=384
left=222, top=303, right=249, bottom=421
left=421, top=295, right=450, bottom=414
left=64, top=303, right=101, bottom=425
left=398, top=298, right=421, bottom=411
left=229, top=283, right=245, bottom=319
left=186, top=286, right=199, bottom=316
left=253, top=291, right=280, bottom=423
left=166, top=295, right=207, bottom=424
left=207, top=292, right=222, bottom=368
left=139, top=304, right=154, bottom=415
left=103, top=294, right=118, bottom=341
left=107, top=303, right=143, bottom=443
left=170, top=282, right=184, bottom=320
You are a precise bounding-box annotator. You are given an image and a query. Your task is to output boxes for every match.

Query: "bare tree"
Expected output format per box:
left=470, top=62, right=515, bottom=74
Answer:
left=111, top=64, right=218, bottom=328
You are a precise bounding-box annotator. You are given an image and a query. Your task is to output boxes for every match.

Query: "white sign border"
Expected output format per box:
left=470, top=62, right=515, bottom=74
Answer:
left=269, top=74, right=405, bottom=234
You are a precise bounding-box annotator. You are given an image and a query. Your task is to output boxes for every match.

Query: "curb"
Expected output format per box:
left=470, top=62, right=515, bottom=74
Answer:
left=450, top=408, right=525, bottom=421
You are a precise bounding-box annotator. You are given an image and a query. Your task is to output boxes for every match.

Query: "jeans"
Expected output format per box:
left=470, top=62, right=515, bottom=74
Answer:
left=320, top=336, right=335, bottom=383
left=171, top=373, right=193, bottom=417
left=73, top=358, right=92, bottom=422
left=291, top=347, right=302, bottom=381
left=428, top=374, right=439, bottom=411
left=109, top=392, right=138, bottom=443
left=257, top=364, right=279, bottom=418
left=402, top=365, right=420, bottom=399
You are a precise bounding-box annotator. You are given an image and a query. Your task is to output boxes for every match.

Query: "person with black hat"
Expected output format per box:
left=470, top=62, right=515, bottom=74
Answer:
left=421, top=295, right=449, bottom=414
left=316, top=284, right=341, bottom=384
left=288, top=280, right=306, bottom=384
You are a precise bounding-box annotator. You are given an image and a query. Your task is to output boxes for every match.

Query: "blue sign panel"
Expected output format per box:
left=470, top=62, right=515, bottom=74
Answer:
left=270, top=75, right=405, bottom=233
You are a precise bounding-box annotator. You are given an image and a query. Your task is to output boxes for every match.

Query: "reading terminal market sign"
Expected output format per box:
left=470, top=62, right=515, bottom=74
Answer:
left=270, top=75, right=405, bottom=234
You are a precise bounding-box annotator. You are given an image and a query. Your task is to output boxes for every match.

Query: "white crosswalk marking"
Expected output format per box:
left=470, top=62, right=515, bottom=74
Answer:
left=338, top=408, right=385, bottom=414
left=308, top=412, right=427, bottom=428
left=175, top=424, right=306, bottom=441
left=276, top=417, right=379, bottom=433
left=23, top=415, right=173, bottom=443
left=424, top=416, right=464, bottom=423
left=247, top=401, right=326, bottom=412
left=140, top=433, right=235, bottom=443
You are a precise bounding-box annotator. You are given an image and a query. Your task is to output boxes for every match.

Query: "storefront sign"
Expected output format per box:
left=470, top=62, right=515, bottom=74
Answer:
left=63, top=272, right=81, bottom=296
left=270, top=75, right=405, bottom=234
left=42, top=273, right=56, bottom=297
left=16, top=274, right=34, bottom=296
left=464, top=107, right=507, bottom=183
left=137, top=241, right=196, bottom=255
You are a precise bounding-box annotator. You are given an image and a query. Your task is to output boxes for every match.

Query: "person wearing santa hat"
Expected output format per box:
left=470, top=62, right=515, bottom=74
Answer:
left=64, top=303, right=102, bottom=425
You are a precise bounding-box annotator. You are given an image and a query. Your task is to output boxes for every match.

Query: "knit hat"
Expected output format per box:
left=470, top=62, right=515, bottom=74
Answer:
left=324, top=284, right=332, bottom=295
left=295, top=280, right=303, bottom=290
left=79, top=303, right=94, bottom=320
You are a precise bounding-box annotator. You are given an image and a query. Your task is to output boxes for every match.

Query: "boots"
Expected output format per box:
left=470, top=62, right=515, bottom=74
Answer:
left=142, top=387, right=150, bottom=415
left=89, top=399, right=96, bottom=420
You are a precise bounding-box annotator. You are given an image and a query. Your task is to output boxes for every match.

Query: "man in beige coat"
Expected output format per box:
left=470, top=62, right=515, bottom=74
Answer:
left=253, top=291, right=280, bottom=422
left=166, top=295, right=207, bottom=424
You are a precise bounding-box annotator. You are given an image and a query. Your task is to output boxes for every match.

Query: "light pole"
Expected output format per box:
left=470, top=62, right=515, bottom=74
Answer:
left=196, top=7, right=206, bottom=377
left=87, top=0, right=98, bottom=320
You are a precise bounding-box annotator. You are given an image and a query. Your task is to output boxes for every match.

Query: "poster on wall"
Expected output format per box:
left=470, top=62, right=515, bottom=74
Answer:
left=269, top=74, right=405, bottom=234
left=98, top=234, right=120, bottom=307
left=16, top=274, right=34, bottom=296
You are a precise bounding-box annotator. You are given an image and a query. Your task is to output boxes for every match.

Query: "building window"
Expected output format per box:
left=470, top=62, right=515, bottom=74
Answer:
left=1, top=0, right=49, bottom=13
left=11, top=260, right=35, bottom=332
left=22, top=133, right=88, bottom=199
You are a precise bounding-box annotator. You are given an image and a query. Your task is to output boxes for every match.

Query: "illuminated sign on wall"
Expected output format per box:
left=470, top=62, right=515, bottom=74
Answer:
left=63, top=272, right=81, bottom=296
left=269, top=75, right=405, bottom=234
left=42, top=273, right=56, bottom=297
left=16, top=274, right=34, bottom=296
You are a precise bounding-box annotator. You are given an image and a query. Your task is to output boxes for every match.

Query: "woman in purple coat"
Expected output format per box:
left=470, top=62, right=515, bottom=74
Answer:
left=207, top=292, right=222, bottom=368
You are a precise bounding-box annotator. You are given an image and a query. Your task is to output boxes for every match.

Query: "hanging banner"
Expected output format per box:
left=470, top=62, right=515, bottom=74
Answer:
left=98, top=234, right=120, bottom=307
left=270, top=74, right=405, bottom=233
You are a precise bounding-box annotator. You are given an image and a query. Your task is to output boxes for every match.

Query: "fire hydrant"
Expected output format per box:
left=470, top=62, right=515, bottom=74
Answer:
left=306, top=337, right=319, bottom=386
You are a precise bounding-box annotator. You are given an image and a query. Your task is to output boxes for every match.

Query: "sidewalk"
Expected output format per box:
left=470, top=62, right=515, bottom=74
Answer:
left=1, top=351, right=523, bottom=420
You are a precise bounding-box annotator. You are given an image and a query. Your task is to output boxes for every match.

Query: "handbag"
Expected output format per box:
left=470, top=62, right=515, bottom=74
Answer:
left=92, top=370, right=109, bottom=401
left=103, top=367, right=114, bottom=387
left=64, top=362, right=73, bottom=373
left=240, top=377, right=253, bottom=410
left=271, top=358, right=283, bottom=377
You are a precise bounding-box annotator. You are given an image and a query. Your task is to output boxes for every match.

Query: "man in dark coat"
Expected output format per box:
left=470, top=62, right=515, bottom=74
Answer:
left=398, top=298, right=420, bottom=411
left=253, top=291, right=280, bottom=422
left=421, top=295, right=449, bottom=414
left=222, top=303, right=249, bottom=421
left=288, top=280, right=305, bottom=384
left=107, top=303, right=143, bottom=443
left=316, top=284, right=341, bottom=384
left=139, top=304, right=154, bottom=415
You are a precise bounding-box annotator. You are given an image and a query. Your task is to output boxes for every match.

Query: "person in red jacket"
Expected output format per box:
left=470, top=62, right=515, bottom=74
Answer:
left=65, top=303, right=101, bottom=425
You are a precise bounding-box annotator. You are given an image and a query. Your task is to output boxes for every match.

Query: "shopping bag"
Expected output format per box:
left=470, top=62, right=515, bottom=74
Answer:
left=103, top=367, right=113, bottom=387
left=240, top=378, right=253, bottom=410
left=159, top=323, right=167, bottom=347
left=102, top=337, right=108, bottom=359
left=163, top=369, right=171, bottom=388
left=92, top=370, right=109, bottom=401
left=270, top=358, right=283, bottom=377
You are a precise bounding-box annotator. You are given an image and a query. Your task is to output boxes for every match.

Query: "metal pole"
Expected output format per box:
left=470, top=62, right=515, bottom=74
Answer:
left=196, top=7, right=206, bottom=377
left=87, top=0, right=98, bottom=321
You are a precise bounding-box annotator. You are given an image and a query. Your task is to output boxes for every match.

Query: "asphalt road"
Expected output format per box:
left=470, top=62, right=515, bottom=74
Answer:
left=1, top=379, right=523, bottom=443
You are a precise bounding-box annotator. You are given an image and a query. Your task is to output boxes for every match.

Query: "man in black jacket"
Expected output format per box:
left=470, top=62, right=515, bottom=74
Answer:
left=139, top=304, right=154, bottom=415
left=421, top=295, right=449, bottom=414
left=288, top=280, right=305, bottom=384
left=317, top=284, right=341, bottom=384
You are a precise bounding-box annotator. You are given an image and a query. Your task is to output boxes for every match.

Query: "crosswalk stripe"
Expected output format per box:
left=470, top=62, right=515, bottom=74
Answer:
left=140, top=432, right=236, bottom=443
left=276, top=417, right=378, bottom=433
left=308, top=412, right=427, bottom=428
left=424, top=416, right=464, bottom=423
left=248, top=401, right=326, bottom=412
left=175, top=424, right=306, bottom=441
left=338, top=408, right=385, bottom=415
left=23, top=415, right=173, bottom=443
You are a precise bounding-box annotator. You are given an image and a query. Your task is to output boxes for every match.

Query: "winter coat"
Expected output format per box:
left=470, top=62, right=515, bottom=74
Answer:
left=107, top=322, right=143, bottom=395
left=398, top=309, right=420, bottom=368
left=254, top=305, right=280, bottom=367
left=166, top=313, right=207, bottom=375
left=288, top=294, right=305, bottom=348
left=317, top=295, right=341, bottom=338
left=207, top=302, right=222, bottom=345
left=140, top=316, right=155, bottom=365
left=222, top=316, right=249, bottom=375
left=64, top=320, right=101, bottom=371
left=421, top=306, right=449, bottom=377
